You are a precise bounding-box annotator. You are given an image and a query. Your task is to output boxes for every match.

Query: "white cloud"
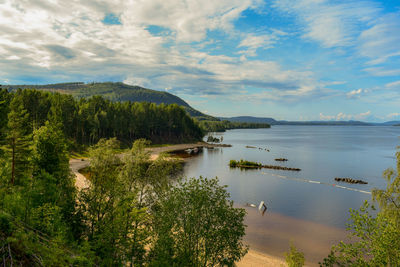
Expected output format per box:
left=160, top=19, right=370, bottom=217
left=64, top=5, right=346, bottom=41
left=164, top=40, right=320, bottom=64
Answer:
left=359, top=12, right=400, bottom=65
left=319, top=111, right=371, bottom=121
left=124, top=0, right=264, bottom=42
left=272, top=0, right=380, bottom=47
left=385, top=80, right=400, bottom=89
left=363, top=67, right=400, bottom=77
left=273, top=0, right=400, bottom=72
left=346, top=88, right=368, bottom=99
left=0, top=0, right=330, bottom=103
left=387, top=113, right=400, bottom=119
left=319, top=113, right=335, bottom=120
left=123, top=76, right=151, bottom=88
left=238, top=30, right=287, bottom=56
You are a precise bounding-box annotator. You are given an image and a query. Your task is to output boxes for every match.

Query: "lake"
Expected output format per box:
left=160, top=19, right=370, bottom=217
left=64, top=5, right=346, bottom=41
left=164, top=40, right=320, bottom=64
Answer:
left=181, top=126, right=400, bottom=263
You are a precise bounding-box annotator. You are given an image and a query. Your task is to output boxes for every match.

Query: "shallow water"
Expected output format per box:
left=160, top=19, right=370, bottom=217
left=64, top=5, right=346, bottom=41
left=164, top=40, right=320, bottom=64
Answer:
left=182, top=126, right=399, bottom=263
left=183, top=126, right=400, bottom=228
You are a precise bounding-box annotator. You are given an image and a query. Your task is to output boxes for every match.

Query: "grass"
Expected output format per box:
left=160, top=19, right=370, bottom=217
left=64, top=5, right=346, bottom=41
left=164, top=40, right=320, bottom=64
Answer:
left=78, top=166, right=91, bottom=180
left=229, top=159, right=301, bottom=171
left=70, top=147, right=130, bottom=159
left=70, top=150, right=90, bottom=159
left=229, top=159, right=262, bottom=168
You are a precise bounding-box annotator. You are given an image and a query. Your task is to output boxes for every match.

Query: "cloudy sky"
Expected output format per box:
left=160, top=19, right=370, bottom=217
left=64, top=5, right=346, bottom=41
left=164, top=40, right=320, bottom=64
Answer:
left=1, top=0, right=399, bottom=121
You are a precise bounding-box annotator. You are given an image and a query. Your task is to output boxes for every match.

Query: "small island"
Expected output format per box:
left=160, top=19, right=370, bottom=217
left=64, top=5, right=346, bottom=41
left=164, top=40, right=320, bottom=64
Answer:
left=275, top=158, right=288, bottom=161
left=229, top=159, right=301, bottom=171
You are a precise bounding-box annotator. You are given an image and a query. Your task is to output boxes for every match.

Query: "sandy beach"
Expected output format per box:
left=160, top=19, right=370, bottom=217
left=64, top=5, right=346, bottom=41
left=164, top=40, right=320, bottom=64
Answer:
left=238, top=250, right=287, bottom=266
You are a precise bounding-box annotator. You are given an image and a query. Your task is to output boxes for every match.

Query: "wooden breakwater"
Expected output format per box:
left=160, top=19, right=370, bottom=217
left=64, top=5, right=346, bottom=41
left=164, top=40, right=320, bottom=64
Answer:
left=229, top=160, right=301, bottom=171
left=334, top=177, right=368, bottom=184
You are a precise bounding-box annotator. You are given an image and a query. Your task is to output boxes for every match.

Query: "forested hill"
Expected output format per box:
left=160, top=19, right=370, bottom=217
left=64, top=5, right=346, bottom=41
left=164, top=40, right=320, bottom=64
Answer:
left=2, top=82, right=215, bottom=120
left=0, top=88, right=204, bottom=146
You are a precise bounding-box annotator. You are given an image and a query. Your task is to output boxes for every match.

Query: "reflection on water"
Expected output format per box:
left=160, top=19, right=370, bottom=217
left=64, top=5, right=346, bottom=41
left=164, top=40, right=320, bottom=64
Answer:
left=182, top=126, right=400, bottom=263
left=184, top=126, right=400, bottom=227
left=242, top=206, right=347, bottom=266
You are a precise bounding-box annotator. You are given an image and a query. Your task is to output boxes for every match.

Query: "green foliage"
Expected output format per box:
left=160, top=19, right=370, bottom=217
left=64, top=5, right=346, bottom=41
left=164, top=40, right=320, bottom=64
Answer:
left=150, top=176, right=248, bottom=266
left=0, top=88, right=11, bottom=151
left=207, top=135, right=221, bottom=143
left=372, top=150, right=400, bottom=224
left=2, top=92, right=32, bottom=185
left=0, top=100, right=247, bottom=267
left=4, top=82, right=216, bottom=119
left=229, top=160, right=238, bottom=167
left=229, top=159, right=262, bottom=168
left=31, top=122, right=77, bottom=237
left=285, top=243, right=305, bottom=267
left=200, top=120, right=270, bottom=132
left=321, top=151, right=400, bottom=266
left=2, top=89, right=204, bottom=146
left=0, top=118, right=87, bottom=266
left=77, top=138, right=181, bottom=265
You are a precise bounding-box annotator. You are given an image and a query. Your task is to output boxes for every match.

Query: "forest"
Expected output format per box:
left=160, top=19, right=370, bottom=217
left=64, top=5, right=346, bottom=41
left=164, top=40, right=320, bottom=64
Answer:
left=2, top=82, right=215, bottom=120
left=0, top=88, right=204, bottom=147
left=0, top=87, right=248, bottom=265
left=199, top=120, right=270, bottom=132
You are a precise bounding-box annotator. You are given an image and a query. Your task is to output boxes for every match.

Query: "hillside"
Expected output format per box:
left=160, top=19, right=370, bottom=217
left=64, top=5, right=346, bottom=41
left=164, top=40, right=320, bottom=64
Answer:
left=220, top=116, right=398, bottom=126
left=220, top=116, right=277, bottom=124
left=2, top=82, right=215, bottom=120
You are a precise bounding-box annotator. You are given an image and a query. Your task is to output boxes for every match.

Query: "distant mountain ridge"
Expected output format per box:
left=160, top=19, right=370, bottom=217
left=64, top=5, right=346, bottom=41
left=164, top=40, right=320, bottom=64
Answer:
left=2, top=82, right=215, bottom=120
left=221, top=116, right=399, bottom=126
left=219, top=116, right=277, bottom=124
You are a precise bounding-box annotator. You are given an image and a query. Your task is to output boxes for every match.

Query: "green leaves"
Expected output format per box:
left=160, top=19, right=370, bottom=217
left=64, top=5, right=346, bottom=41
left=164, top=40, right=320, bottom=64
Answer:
left=151, top=176, right=248, bottom=267
left=285, top=243, right=305, bottom=267
left=321, top=151, right=400, bottom=266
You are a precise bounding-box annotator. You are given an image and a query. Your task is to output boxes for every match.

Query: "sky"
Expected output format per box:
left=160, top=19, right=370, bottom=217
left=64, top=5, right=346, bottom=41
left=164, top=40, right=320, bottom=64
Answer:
left=0, top=0, right=399, bottom=122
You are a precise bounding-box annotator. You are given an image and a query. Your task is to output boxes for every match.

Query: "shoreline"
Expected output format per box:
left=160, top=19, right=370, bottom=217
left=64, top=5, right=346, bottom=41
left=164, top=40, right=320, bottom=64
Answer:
left=147, top=141, right=231, bottom=160
left=69, top=145, right=288, bottom=267
left=238, top=249, right=287, bottom=266
left=239, top=206, right=347, bottom=266
left=70, top=142, right=232, bottom=189
left=69, top=142, right=345, bottom=266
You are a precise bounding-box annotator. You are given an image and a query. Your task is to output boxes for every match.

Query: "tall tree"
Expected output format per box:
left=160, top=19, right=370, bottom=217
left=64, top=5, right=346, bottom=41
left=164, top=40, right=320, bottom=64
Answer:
left=3, top=93, right=31, bottom=185
left=321, top=151, right=400, bottom=266
left=150, top=176, right=248, bottom=266
left=0, top=88, right=11, bottom=143
left=31, top=122, right=76, bottom=230
left=118, top=139, right=181, bottom=264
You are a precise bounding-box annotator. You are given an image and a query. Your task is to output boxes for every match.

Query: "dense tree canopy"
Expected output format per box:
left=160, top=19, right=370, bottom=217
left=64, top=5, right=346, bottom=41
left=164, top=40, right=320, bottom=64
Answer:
left=199, top=120, right=270, bottom=132
left=0, top=88, right=204, bottom=147
left=150, top=177, right=248, bottom=266
left=1, top=121, right=247, bottom=266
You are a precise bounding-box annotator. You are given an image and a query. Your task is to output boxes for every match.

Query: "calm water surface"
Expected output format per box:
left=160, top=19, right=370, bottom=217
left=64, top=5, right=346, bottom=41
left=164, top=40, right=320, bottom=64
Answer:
left=183, top=126, right=400, bottom=229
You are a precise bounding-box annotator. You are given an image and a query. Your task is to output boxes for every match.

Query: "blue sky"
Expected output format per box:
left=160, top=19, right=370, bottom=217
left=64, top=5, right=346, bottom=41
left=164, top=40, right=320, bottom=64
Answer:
left=0, top=0, right=399, bottom=121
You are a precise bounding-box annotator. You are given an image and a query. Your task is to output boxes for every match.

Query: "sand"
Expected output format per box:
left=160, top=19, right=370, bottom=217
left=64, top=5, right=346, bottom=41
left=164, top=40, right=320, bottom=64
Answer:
left=238, top=250, right=287, bottom=267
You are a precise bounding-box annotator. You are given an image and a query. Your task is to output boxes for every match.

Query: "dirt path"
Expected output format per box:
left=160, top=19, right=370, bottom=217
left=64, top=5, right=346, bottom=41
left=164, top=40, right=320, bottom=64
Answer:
left=70, top=158, right=90, bottom=190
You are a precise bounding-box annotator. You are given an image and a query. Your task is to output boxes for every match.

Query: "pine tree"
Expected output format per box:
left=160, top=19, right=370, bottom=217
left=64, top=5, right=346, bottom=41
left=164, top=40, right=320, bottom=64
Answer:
left=3, top=95, right=31, bottom=185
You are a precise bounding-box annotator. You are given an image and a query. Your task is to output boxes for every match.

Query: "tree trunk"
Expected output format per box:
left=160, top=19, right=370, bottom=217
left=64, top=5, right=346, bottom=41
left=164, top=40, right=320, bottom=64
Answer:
left=11, top=139, right=15, bottom=185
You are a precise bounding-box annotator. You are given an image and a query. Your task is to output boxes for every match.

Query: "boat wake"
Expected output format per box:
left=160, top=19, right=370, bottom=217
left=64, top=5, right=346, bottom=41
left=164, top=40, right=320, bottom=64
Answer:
left=260, top=171, right=371, bottom=194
